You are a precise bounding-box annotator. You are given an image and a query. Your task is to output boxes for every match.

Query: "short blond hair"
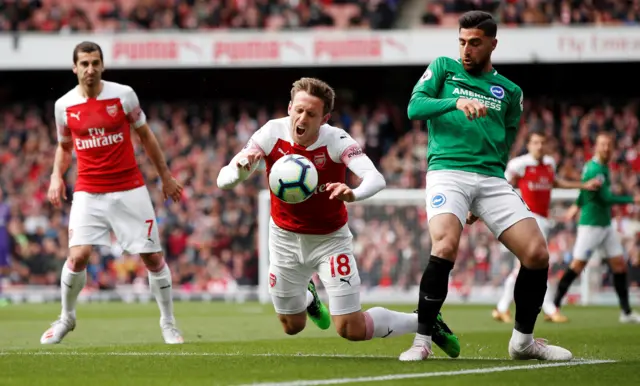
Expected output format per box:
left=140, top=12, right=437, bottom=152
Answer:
left=290, top=77, right=335, bottom=115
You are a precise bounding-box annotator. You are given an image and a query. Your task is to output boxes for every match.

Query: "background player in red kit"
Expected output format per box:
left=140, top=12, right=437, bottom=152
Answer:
left=492, top=130, right=601, bottom=323
left=41, top=42, right=184, bottom=344
left=217, top=78, right=460, bottom=357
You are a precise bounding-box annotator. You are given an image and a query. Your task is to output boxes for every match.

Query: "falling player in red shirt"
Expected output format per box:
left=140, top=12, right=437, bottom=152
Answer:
left=492, top=130, right=601, bottom=323
left=41, top=42, right=184, bottom=345
left=217, top=78, right=460, bottom=358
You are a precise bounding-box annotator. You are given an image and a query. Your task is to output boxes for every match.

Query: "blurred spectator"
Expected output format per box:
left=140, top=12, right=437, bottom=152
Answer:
left=421, top=0, right=640, bottom=27
left=0, top=0, right=401, bottom=32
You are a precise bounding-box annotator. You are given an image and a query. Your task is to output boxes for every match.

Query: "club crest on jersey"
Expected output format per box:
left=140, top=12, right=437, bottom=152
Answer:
left=419, top=68, right=432, bottom=83
left=430, top=193, right=446, bottom=208
left=313, top=153, right=326, bottom=168
left=489, top=86, right=505, bottom=100
left=106, top=104, right=119, bottom=117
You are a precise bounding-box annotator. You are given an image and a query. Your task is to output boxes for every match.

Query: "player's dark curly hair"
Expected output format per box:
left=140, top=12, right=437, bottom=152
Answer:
left=73, top=41, right=104, bottom=64
left=459, top=11, right=497, bottom=38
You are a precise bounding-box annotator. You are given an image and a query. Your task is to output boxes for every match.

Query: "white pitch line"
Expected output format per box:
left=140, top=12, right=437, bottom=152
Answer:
left=238, top=359, right=616, bottom=386
left=0, top=351, right=505, bottom=360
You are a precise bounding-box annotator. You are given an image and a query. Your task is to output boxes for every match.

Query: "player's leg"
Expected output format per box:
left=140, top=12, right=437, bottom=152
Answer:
left=306, top=278, right=331, bottom=330
left=399, top=171, right=471, bottom=361
left=531, top=214, right=568, bottom=323
left=493, top=256, right=517, bottom=323
left=315, top=249, right=421, bottom=339
left=312, top=244, right=460, bottom=358
left=41, top=192, right=110, bottom=344
left=553, top=226, right=602, bottom=310
left=602, top=226, right=640, bottom=323
left=109, top=186, right=182, bottom=344
left=476, top=177, right=571, bottom=360
left=267, top=220, right=320, bottom=334
left=269, top=264, right=319, bottom=334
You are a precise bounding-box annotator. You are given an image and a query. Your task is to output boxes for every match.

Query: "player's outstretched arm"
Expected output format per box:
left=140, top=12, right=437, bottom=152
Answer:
left=217, top=149, right=263, bottom=190
left=582, top=163, right=635, bottom=205
left=555, top=177, right=601, bottom=191
left=218, top=124, right=273, bottom=190
left=598, top=186, right=636, bottom=205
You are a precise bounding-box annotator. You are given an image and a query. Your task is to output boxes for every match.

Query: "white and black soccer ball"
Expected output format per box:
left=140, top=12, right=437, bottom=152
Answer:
left=269, top=154, right=319, bottom=204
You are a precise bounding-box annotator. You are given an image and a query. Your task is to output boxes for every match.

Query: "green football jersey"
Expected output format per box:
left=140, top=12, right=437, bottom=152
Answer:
left=576, top=158, right=633, bottom=226
left=409, top=56, right=523, bottom=178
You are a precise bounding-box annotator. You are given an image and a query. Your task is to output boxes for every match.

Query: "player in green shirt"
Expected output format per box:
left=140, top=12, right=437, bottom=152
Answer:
left=399, top=11, right=572, bottom=362
left=554, top=132, right=640, bottom=323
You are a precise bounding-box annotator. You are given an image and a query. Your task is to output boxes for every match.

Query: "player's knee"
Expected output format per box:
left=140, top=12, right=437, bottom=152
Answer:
left=278, top=314, right=305, bottom=335
left=429, top=217, right=461, bottom=260
left=430, top=239, right=458, bottom=261
left=569, top=259, right=586, bottom=274
left=334, top=313, right=366, bottom=341
left=516, top=234, right=548, bottom=269
left=608, top=257, right=627, bottom=274
left=68, top=246, right=92, bottom=270
left=140, top=252, right=165, bottom=272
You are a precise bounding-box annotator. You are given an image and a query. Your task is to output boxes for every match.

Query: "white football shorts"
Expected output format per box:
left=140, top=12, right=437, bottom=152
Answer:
left=573, top=225, right=624, bottom=261
left=267, top=218, right=361, bottom=316
left=425, top=170, right=533, bottom=237
left=68, top=185, right=162, bottom=254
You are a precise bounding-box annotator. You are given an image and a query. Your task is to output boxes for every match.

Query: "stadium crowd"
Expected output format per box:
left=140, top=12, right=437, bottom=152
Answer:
left=0, top=0, right=400, bottom=32
left=1, top=93, right=640, bottom=294
left=3, top=0, right=640, bottom=33
left=421, top=0, right=640, bottom=26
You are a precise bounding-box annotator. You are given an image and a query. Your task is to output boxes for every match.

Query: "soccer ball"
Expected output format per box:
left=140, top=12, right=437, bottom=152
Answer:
left=269, top=154, right=319, bottom=204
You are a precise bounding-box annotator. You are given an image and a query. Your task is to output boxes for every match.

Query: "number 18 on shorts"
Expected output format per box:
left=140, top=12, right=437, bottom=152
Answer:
left=267, top=220, right=362, bottom=316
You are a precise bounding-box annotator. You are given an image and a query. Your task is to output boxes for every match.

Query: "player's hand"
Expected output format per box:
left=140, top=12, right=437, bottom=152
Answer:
left=466, top=212, right=479, bottom=225
left=236, top=152, right=263, bottom=171
left=326, top=183, right=356, bottom=202
left=48, top=175, right=66, bottom=208
left=456, top=98, right=487, bottom=121
left=634, top=194, right=640, bottom=205
left=583, top=178, right=602, bottom=191
left=162, top=175, right=183, bottom=202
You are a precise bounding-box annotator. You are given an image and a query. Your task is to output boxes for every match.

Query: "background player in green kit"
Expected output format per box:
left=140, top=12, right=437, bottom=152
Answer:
left=554, top=132, right=640, bottom=323
left=398, top=11, right=573, bottom=362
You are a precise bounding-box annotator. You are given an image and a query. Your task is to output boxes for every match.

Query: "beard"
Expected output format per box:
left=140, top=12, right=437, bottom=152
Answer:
left=464, top=56, right=490, bottom=75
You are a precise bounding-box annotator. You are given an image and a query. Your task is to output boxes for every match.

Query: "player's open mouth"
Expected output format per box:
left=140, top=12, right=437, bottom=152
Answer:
left=296, top=126, right=306, bottom=136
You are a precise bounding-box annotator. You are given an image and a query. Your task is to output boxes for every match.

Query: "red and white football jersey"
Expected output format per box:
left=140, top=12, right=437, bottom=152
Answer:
left=247, top=117, right=365, bottom=235
left=505, top=154, right=556, bottom=218
left=55, top=81, right=146, bottom=194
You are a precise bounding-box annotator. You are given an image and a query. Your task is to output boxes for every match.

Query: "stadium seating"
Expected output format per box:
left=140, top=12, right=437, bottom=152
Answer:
left=0, top=0, right=400, bottom=32
left=420, top=0, right=640, bottom=27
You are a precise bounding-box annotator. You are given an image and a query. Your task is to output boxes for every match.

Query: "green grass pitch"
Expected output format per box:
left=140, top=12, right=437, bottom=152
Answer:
left=0, top=302, right=639, bottom=385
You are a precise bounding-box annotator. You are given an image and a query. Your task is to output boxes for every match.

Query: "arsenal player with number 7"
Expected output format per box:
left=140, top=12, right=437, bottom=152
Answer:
left=217, top=78, right=460, bottom=358
left=41, top=41, right=184, bottom=345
